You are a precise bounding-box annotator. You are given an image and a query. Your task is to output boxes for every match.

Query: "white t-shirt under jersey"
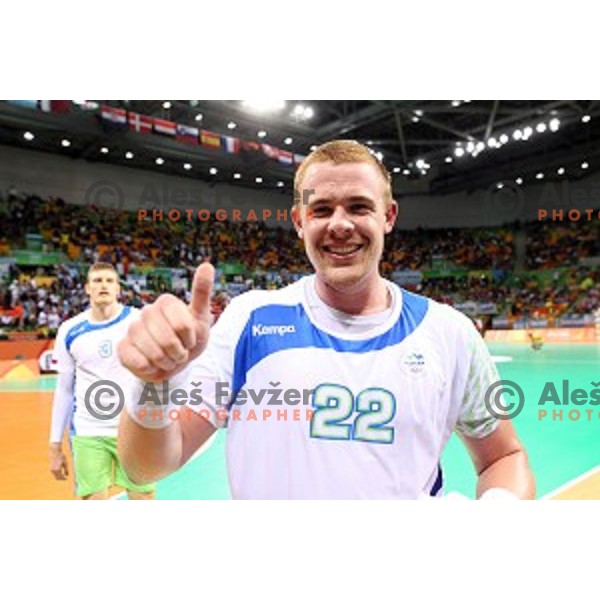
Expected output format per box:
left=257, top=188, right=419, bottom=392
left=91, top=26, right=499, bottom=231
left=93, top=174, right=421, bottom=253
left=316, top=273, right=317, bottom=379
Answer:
left=176, top=276, right=501, bottom=499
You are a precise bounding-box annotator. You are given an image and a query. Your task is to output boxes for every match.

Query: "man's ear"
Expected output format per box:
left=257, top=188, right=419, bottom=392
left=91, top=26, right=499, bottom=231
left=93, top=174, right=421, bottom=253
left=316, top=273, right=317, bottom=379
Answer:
left=384, top=199, right=399, bottom=234
left=291, top=205, right=304, bottom=238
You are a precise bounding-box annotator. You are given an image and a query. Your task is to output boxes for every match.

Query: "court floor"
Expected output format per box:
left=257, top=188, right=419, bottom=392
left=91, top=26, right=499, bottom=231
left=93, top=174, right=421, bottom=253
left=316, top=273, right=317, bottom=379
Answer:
left=1, top=341, right=598, bottom=499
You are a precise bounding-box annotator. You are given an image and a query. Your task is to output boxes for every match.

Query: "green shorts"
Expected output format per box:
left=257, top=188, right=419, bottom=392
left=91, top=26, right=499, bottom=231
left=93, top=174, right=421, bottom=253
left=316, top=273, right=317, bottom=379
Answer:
left=71, top=436, right=156, bottom=498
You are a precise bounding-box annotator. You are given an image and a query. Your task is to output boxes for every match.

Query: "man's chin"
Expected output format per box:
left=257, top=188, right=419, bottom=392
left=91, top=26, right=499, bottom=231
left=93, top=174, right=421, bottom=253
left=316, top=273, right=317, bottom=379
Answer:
left=319, top=266, right=366, bottom=291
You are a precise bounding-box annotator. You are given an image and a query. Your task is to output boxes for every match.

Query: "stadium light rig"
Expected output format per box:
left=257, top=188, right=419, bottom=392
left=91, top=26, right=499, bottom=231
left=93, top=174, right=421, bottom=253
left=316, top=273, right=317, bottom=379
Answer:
left=242, top=100, right=286, bottom=113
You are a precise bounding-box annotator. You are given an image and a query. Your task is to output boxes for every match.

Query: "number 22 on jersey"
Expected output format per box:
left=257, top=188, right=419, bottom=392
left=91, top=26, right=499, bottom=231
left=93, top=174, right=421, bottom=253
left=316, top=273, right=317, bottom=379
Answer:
left=310, top=383, right=396, bottom=444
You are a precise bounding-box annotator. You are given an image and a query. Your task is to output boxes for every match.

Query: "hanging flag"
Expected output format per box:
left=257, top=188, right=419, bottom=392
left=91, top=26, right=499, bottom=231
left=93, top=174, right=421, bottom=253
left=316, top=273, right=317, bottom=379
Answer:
left=153, top=118, right=177, bottom=136
left=222, top=135, right=241, bottom=153
left=261, top=144, right=279, bottom=160
left=200, top=130, right=221, bottom=150
left=278, top=149, right=293, bottom=166
left=242, top=141, right=261, bottom=152
left=8, top=100, right=38, bottom=110
left=294, top=153, right=307, bottom=167
left=176, top=124, right=199, bottom=145
left=100, top=105, right=127, bottom=126
left=39, top=100, right=71, bottom=113
left=128, top=112, right=153, bottom=133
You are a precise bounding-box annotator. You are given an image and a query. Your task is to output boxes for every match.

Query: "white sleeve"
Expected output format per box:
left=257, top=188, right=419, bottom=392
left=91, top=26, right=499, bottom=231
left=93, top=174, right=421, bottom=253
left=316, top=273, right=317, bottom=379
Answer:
left=454, top=317, right=502, bottom=439
left=49, top=323, right=75, bottom=444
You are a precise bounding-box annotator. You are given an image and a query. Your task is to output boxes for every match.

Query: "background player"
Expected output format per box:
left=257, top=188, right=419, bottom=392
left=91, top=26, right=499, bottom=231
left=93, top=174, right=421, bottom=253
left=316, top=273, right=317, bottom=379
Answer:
left=528, top=330, right=544, bottom=351
left=49, top=262, right=155, bottom=500
left=117, top=140, right=535, bottom=500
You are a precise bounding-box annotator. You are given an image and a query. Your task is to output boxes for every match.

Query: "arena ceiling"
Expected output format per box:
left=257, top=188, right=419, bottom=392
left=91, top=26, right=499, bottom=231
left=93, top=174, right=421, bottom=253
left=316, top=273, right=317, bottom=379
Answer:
left=1, top=100, right=599, bottom=197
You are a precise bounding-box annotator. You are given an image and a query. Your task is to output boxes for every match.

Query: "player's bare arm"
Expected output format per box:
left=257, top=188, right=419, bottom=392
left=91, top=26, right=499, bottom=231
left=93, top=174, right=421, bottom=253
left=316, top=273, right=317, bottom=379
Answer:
left=117, top=262, right=216, bottom=483
left=461, top=420, right=536, bottom=499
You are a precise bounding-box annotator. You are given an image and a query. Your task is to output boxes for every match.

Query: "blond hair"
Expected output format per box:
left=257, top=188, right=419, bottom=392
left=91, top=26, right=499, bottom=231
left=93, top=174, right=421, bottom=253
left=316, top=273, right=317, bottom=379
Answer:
left=87, top=262, right=118, bottom=281
left=294, top=140, right=393, bottom=206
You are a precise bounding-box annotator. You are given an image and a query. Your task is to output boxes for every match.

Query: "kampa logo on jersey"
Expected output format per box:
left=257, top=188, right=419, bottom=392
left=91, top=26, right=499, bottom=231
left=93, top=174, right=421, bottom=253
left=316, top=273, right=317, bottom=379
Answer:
left=252, top=324, right=296, bottom=337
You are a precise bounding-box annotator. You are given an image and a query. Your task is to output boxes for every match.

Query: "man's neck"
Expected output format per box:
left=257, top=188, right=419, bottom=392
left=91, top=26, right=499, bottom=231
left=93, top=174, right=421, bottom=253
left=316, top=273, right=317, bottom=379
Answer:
left=314, top=274, right=390, bottom=316
left=90, top=302, right=121, bottom=323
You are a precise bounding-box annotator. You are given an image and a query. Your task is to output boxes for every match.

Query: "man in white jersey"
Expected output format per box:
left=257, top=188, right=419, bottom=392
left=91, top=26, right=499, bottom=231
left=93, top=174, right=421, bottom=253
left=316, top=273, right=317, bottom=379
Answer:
left=49, top=263, right=155, bottom=499
left=117, top=140, right=535, bottom=500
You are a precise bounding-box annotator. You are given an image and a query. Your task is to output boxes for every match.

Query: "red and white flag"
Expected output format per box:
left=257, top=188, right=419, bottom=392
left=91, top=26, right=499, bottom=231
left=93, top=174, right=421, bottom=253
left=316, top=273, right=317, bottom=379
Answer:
left=128, top=112, right=153, bottom=133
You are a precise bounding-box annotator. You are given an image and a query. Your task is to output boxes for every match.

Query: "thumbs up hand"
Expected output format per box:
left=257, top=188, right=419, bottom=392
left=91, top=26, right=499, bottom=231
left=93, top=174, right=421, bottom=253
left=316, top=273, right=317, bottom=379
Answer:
left=118, top=262, right=214, bottom=382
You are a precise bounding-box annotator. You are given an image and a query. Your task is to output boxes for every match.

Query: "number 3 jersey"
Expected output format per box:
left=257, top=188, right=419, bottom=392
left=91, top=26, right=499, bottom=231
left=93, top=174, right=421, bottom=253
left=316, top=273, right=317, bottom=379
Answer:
left=50, top=305, right=139, bottom=440
left=185, top=276, right=501, bottom=499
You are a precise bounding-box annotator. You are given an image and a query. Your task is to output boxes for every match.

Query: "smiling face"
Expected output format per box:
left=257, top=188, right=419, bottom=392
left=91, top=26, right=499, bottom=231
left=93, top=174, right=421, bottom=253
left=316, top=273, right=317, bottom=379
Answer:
left=85, top=267, right=120, bottom=309
left=292, top=161, right=398, bottom=293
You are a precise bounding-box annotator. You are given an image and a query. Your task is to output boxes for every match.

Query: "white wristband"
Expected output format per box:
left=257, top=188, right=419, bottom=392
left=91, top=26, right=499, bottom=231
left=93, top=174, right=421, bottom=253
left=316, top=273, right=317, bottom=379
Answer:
left=480, top=487, right=519, bottom=501
left=125, top=378, right=180, bottom=429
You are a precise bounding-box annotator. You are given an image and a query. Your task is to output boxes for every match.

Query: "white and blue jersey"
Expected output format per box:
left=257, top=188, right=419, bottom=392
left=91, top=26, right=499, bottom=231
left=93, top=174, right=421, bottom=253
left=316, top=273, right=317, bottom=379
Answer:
left=183, top=276, right=500, bottom=499
left=50, top=305, right=139, bottom=440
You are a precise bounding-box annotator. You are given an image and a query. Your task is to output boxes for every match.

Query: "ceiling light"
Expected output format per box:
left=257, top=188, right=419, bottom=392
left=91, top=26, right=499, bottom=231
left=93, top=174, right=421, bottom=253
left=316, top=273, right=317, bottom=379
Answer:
left=183, top=163, right=192, bottom=170
left=445, top=156, right=453, bottom=163
left=557, top=167, right=565, bottom=175
left=451, top=100, right=461, bottom=107
left=291, top=104, right=314, bottom=120
left=233, top=173, right=241, bottom=179
left=162, top=101, right=171, bottom=109
left=227, top=121, right=237, bottom=129
left=415, top=110, right=423, bottom=116
left=487, top=137, right=498, bottom=148
left=284, top=137, right=293, bottom=145
left=536, top=172, right=544, bottom=180
left=412, top=116, right=420, bottom=123
left=582, top=115, right=591, bottom=123
left=402, top=169, right=410, bottom=175
left=209, top=167, right=218, bottom=175
left=100, top=147, right=109, bottom=154
left=310, top=145, right=317, bottom=151
left=466, top=141, right=475, bottom=153
left=523, top=126, right=533, bottom=138
left=243, top=100, right=286, bottom=113
left=277, top=181, right=284, bottom=188
left=515, top=177, right=523, bottom=185
left=499, top=134, right=509, bottom=144
left=255, top=177, right=263, bottom=183
left=454, top=147, right=465, bottom=157
left=536, top=123, right=547, bottom=133
left=476, top=141, right=485, bottom=152
left=195, top=113, right=203, bottom=121
left=513, top=129, right=523, bottom=140
left=23, top=131, right=34, bottom=141
left=61, top=139, right=71, bottom=147
left=581, top=162, right=589, bottom=169
left=125, top=151, right=134, bottom=159
left=549, top=118, right=560, bottom=132
left=156, top=157, right=164, bottom=165
left=496, top=183, right=504, bottom=189
left=257, top=130, right=267, bottom=138
left=415, top=158, right=426, bottom=169
left=393, top=167, right=401, bottom=173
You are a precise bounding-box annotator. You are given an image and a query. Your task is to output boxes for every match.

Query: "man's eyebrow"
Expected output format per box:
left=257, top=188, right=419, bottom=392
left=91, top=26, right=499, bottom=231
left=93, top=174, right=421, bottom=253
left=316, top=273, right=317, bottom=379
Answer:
left=308, top=195, right=375, bottom=205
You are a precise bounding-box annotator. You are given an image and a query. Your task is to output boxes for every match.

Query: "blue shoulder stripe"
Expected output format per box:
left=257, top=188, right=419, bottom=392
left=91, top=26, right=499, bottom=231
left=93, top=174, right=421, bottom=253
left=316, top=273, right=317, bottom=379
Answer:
left=65, top=306, right=132, bottom=352
left=231, top=289, right=428, bottom=397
